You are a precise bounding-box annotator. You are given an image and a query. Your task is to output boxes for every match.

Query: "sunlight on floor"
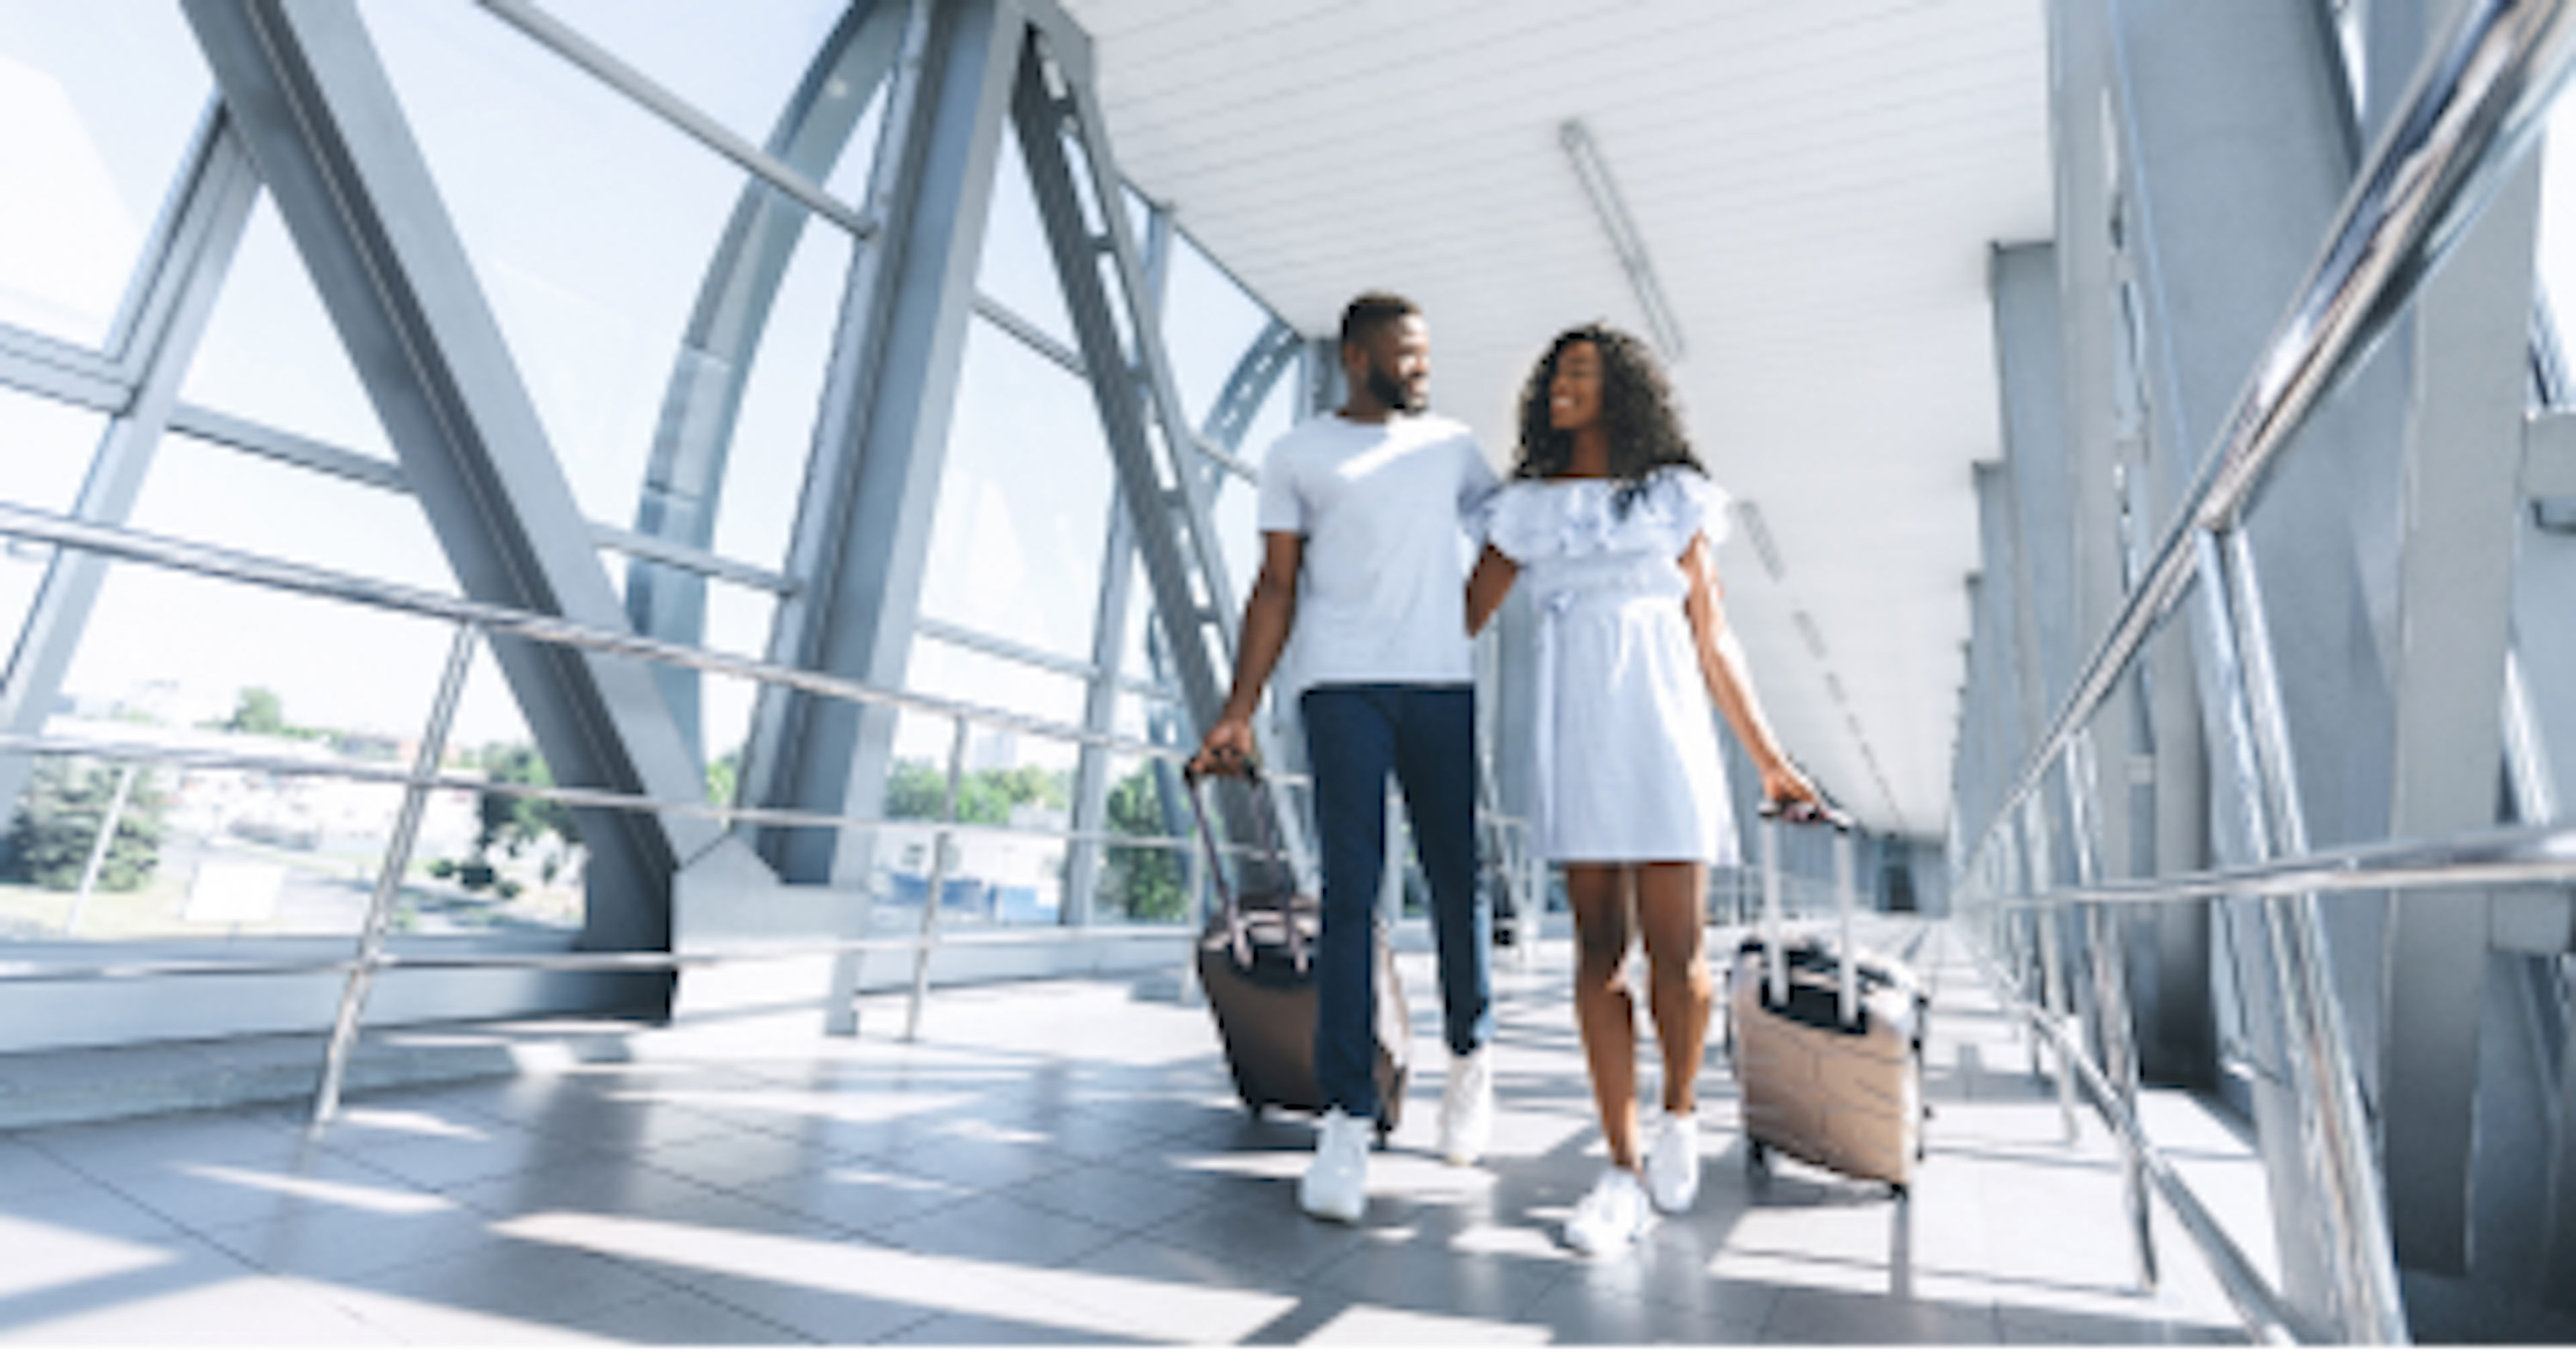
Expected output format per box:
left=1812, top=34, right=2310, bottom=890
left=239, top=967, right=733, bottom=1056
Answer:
left=493, top=1209, right=1301, bottom=1342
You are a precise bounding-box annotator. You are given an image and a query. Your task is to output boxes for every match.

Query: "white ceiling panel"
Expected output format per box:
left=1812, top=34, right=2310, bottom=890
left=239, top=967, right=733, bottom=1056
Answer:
left=1057, top=0, right=2055, bottom=839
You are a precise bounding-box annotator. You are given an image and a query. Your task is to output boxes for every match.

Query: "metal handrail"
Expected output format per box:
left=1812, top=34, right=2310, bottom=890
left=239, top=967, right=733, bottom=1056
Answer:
left=0, top=500, right=1540, bottom=994
left=0, top=499, right=1175, bottom=764
left=1963, top=0, right=2576, bottom=873
left=0, top=730, right=1209, bottom=857
left=1971, top=817, right=2576, bottom=912
left=0, top=500, right=1330, bottom=1042
left=1955, top=933, right=2305, bottom=1346
left=1950, top=0, right=2576, bottom=1346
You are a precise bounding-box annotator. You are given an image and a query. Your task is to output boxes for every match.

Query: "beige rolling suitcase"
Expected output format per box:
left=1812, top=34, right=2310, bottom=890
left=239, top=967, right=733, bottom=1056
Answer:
left=1727, top=805, right=1929, bottom=1195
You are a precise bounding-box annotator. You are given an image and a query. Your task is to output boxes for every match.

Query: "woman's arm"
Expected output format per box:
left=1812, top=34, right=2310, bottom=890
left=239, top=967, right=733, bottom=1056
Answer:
left=1466, top=542, right=1519, bottom=636
left=1679, top=532, right=1817, bottom=806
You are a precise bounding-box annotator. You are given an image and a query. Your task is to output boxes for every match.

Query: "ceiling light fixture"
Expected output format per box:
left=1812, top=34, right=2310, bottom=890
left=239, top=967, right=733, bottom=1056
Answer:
left=1560, top=119, right=1686, bottom=362
left=1731, top=500, right=1786, bottom=581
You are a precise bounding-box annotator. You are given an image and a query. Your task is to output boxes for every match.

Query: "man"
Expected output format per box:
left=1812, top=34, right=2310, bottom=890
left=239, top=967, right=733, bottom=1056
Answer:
left=1191, top=291, right=1499, bottom=1223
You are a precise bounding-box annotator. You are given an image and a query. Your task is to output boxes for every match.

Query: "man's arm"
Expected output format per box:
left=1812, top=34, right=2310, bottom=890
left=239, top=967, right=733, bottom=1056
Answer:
left=1191, top=531, right=1303, bottom=774
left=1466, top=543, right=1517, bottom=636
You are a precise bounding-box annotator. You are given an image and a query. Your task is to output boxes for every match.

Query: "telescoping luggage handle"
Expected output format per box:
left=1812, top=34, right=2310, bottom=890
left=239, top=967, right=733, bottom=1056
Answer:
left=1183, top=760, right=1308, bottom=975
left=1756, top=798, right=1862, bottom=1026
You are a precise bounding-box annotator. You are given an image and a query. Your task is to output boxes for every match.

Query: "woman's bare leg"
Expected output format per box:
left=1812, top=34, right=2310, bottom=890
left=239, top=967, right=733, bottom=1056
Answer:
left=1566, top=863, right=1642, bottom=1168
left=1635, top=861, right=1713, bottom=1113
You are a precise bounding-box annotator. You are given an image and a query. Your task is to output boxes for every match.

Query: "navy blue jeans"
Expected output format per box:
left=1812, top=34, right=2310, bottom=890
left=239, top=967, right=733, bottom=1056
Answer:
left=1299, top=684, right=1493, bottom=1119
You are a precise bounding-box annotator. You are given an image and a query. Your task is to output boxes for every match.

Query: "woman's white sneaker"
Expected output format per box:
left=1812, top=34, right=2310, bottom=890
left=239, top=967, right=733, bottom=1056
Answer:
left=1562, top=1166, right=1653, bottom=1256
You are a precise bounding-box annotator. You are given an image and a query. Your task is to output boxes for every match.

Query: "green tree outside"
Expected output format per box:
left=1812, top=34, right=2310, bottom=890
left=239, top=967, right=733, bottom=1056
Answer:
left=1, top=757, right=166, bottom=892
left=1100, top=765, right=1187, bottom=922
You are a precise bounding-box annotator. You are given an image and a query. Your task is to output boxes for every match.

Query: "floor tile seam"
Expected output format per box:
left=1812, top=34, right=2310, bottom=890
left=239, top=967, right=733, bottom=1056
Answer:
left=863, top=1197, right=1140, bottom=1268
left=1265, top=1213, right=1589, bottom=1308
left=7, top=1161, right=225, bottom=1246
left=1754, top=1284, right=2012, bottom=1344
left=369, top=1225, right=873, bottom=1342
left=612, top=1215, right=1138, bottom=1349
left=1524, top=1271, right=1782, bottom=1339
left=980, top=1168, right=1233, bottom=1236
left=572, top=1274, right=837, bottom=1345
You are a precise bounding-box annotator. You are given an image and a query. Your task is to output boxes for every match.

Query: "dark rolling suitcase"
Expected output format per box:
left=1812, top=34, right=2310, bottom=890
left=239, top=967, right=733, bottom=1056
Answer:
left=1727, top=805, right=1929, bottom=1195
left=1187, top=769, right=1409, bottom=1139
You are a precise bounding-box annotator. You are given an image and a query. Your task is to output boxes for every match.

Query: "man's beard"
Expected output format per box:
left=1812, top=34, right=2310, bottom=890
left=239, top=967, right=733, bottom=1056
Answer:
left=1366, top=362, right=1426, bottom=414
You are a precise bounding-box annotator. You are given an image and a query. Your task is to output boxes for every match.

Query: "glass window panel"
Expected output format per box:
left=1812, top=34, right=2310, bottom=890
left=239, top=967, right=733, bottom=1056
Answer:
left=709, top=203, right=849, bottom=570
left=360, top=0, right=850, bottom=565
left=16, top=563, right=587, bottom=940
left=598, top=545, right=777, bottom=801
left=410, top=645, right=588, bottom=932
left=515, top=0, right=853, bottom=159
left=128, top=432, right=456, bottom=594
left=901, top=634, right=1088, bottom=732
left=1089, top=747, right=1191, bottom=926
left=873, top=720, right=1075, bottom=933
left=19, top=743, right=572, bottom=942
left=57, top=563, right=462, bottom=765
left=0, top=1, right=209, bottom=347
left=918, top=319, right=1115, bottom=661
left=0, top=385, right=101, bottom=514
left=1239, top=361, right=1301, bottom=463
left=1159, top=231, right=1274, bottom=430
left=977, top=122, right=1075, bottom=347
left=180, top=199, right=396, bottom=460
left=0, top=390, right=102, bottom=646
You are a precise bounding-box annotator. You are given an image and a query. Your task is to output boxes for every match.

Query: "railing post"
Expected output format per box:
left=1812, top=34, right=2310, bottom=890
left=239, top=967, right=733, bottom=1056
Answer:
left=906, top=715, right=970, bottom=1042
left=2216, top=528, right=2408, bottom=1344
left=2022, top=797, right=2080, bottom=1142
left=2070, top=728, right=2159, bottom=1289
left=311, top=622, right=480, bottom=1128
left=63, top=763, right=142, bottom=937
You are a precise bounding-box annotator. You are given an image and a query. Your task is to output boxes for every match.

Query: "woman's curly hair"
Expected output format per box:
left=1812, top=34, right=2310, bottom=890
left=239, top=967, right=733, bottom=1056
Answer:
left=1510, top=323, right=1705, bottom=512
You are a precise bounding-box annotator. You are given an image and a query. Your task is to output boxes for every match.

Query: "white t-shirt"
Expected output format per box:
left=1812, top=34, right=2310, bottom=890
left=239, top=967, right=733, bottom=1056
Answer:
left=1256, top=412, right=1501, bottom=694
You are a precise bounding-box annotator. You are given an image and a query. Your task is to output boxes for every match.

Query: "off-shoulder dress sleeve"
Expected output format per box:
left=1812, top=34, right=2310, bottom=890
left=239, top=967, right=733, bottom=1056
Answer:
left=1654, top=469, right=1730, bottom=554
left=1484, top=482, right=1548, bottom=563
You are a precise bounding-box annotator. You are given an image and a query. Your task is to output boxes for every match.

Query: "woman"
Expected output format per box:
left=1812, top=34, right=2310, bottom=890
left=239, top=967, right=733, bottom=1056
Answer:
left=1467, top=323, right=1817, bottom=1256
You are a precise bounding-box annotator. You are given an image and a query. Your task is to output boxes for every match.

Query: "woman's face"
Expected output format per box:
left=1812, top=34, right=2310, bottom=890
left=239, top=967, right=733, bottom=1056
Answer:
left=1548, top=339, right=1605, bottom=433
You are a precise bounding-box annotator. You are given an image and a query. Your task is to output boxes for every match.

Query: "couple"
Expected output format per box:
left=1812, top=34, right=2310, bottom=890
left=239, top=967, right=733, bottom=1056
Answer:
left=1189, top=292, right=1817, bottom=1256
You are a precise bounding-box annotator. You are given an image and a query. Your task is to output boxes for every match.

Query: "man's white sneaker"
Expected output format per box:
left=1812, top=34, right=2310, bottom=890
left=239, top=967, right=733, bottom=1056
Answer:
left=1299, top=1108, right=1370, bottom=1223
left=1644, top=1109, right=1702, bottom=1214
left=1436, top=1048, right=1494, bottom=1166
left=1563, top=1165, right=1653, bottom=1256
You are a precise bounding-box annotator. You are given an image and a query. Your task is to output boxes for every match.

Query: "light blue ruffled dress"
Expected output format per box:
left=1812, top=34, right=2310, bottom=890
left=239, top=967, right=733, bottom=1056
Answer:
left=1486, top=467, right=1739, bottom=866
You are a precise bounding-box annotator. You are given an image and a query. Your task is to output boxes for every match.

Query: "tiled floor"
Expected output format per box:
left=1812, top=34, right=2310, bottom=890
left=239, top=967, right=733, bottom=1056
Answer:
left=0, top=918, right=2251, bottom=1346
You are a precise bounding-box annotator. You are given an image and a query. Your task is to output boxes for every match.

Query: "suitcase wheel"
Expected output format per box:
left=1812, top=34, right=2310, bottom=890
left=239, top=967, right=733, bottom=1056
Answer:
left=1745, top=1138, right=1769, bottom=1174
left=1888, top=1182, right=1909, bottom=1201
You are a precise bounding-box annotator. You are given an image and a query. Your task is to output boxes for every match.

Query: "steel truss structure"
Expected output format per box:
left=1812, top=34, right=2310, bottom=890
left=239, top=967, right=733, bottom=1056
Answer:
left=0, top=0, right=1320, bottom=1048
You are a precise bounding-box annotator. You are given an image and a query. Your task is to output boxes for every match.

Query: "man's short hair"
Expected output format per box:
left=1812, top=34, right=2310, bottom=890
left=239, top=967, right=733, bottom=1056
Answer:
left=1340, top=291, right=1420, bottom=351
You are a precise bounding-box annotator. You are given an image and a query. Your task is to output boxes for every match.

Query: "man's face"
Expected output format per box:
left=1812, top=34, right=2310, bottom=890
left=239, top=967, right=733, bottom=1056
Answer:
left=1352, top=315, right=1431, bottom=414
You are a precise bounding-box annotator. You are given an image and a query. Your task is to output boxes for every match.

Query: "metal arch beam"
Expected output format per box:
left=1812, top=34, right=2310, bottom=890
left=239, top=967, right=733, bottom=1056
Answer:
left=746, top=0, right=1019, bottom=902
left=181, top=0, right=722, bottom=974
left=621, top=0, right=913, bottom=764
left=1203, top=317, right=1301, bottom=456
